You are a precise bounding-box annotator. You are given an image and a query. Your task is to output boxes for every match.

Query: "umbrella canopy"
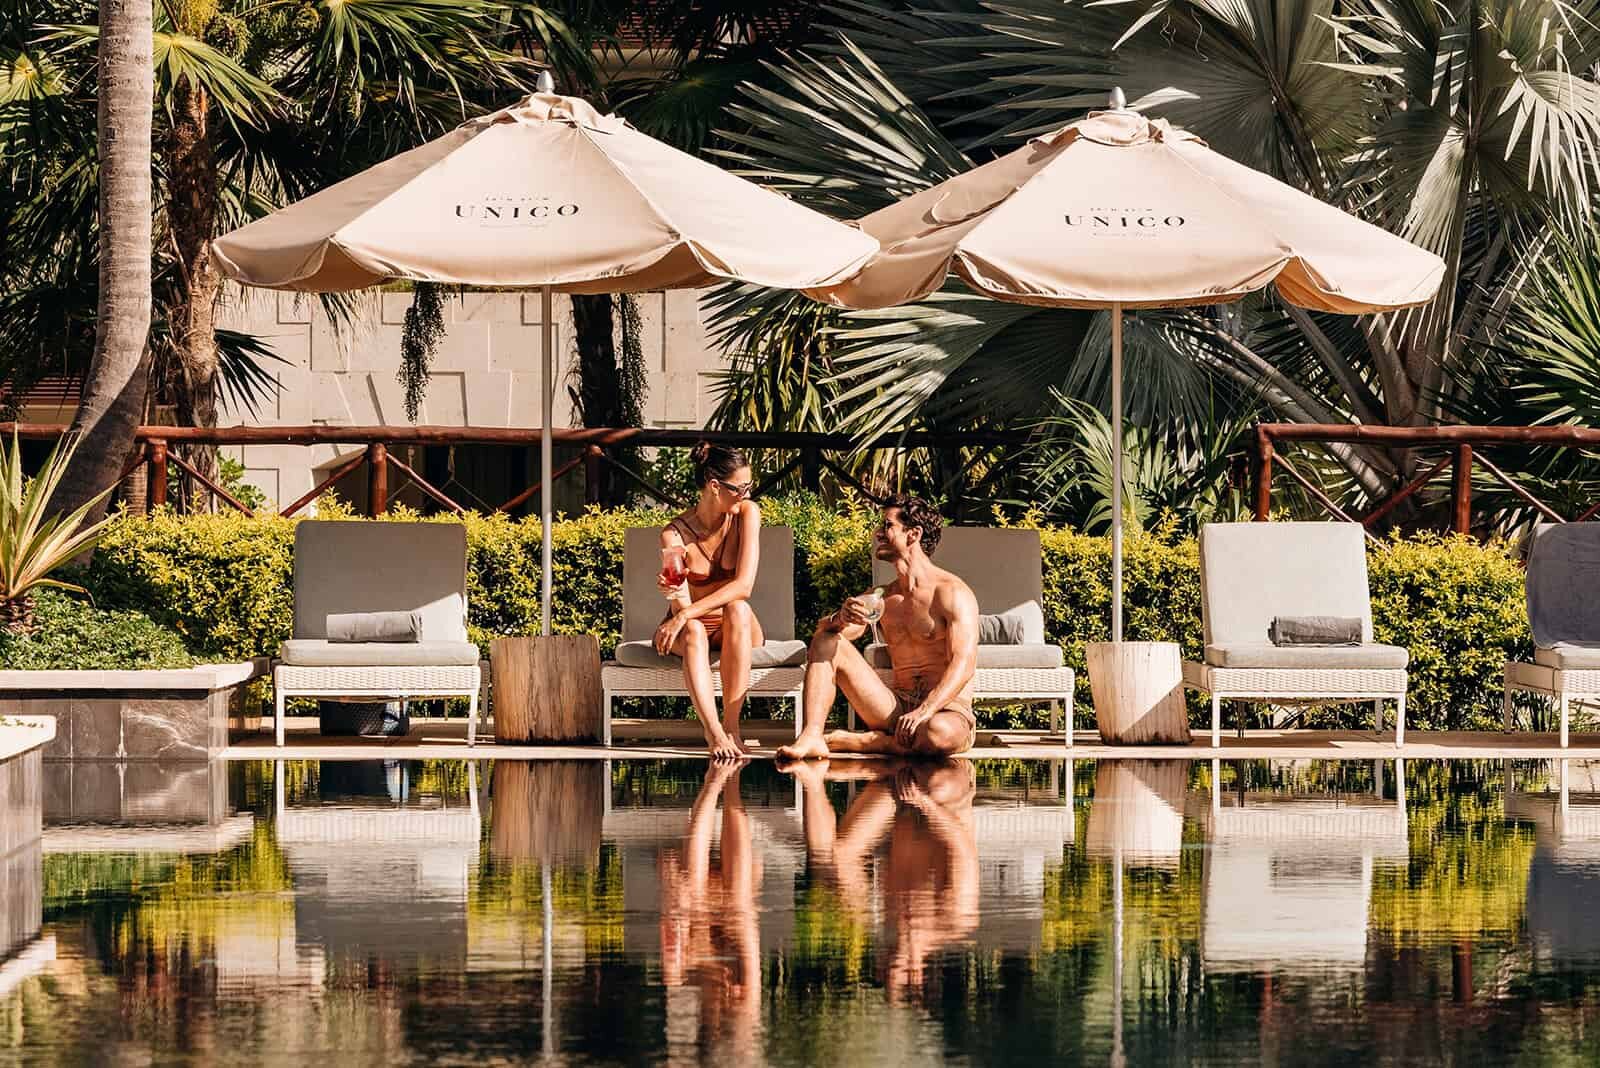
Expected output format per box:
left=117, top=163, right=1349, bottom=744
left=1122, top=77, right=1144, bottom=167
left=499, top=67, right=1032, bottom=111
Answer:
left=213, top=90, right=876, bottom=294
left=212, top=79, right=877, bottom=639
left=808, top=98, right=1445, bottom=641
left=809, top=106, right=1443, bottom=313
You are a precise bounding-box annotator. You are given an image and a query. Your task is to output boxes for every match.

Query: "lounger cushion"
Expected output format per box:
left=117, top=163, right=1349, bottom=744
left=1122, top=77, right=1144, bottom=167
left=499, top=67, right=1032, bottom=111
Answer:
left=327, top=610, right=422, bottom=643
left=1534, top=644, right=1600, bottom=670
left=866, top=643, right=1065, bottom=670
left=279, top=639, right=482, bottom=667
left=293, top=522, right=469, bottom=643
left=1527, top=524, right=1600, bottom=648
left=611, top=639, right=808, bottom=670
left=1204, top=642, right=1409, bottom=670
left=1199, top=522, right=1373, bottom=647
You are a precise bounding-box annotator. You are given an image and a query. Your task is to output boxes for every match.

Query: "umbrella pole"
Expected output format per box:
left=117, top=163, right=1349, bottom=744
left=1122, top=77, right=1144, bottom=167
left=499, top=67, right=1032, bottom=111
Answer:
left=1110, top=302, right=1123, bottom=643
left=540, top=284, right=554, bottom=636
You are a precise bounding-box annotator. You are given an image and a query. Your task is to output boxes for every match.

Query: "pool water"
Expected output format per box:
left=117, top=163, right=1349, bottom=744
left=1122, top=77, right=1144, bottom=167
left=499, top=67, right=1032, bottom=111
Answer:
left=3, top=756, right=1599, bottom=1065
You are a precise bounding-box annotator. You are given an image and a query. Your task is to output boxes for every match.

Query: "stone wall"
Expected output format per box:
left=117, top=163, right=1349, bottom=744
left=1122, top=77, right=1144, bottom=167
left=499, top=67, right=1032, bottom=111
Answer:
left=215, top=287, right=730, bottom=509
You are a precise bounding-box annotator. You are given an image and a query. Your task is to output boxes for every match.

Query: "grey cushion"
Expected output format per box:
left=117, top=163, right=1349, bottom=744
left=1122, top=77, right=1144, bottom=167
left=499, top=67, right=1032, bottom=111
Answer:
left=872, top=528, right=1046, bottom=642
left=866, top=642, right=1064, bottom=670
left=327, top=610, right=422, bottom=643
left=1527, top=524, right=1600, bottom=649
left=1204, top=642, right=1409, bottom=670
left=280, top=639, right=481, bottom=667
left=621, top=526, right=797, bottom=643
left=1534, top=643, right=1600, bottom=670
left=612, top=639, right=808, bottom=671
left=1269, top=615, right=1362, bottom=646
left=293, top=522, right=469, bottom=643
left=980, top=603, right=1043, bottom=645
left=1200, top=522, right=1373, bottom=647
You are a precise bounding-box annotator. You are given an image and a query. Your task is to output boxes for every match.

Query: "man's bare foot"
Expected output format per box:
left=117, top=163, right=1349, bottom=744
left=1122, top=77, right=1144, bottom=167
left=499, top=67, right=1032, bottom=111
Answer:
left=722, top=722, right=752, bottom=755
left=783, top=756, right=830, bottom=786
left=823, top=728, right=905, bottom=755
left=777, top=732, right=831, bottom=762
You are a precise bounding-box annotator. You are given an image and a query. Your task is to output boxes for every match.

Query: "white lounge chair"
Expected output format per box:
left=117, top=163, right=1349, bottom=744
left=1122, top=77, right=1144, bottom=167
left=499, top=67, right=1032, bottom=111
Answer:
left=272, top=521, right=484, bottom=746
left=1182, top=521, right=1409, bottom=748
left=599, top=525, right=809, bottom=746
left=867, top=527, right=1076, bottom=743
left=1503, top=523, right=1600, bottom=747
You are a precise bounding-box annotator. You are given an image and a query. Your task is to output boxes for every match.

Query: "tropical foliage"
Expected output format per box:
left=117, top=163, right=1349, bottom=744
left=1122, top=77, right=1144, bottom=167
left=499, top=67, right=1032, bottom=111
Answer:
left=708, top=0, right=1600, bottom=532
left=0, top=432, right=114, bottom=630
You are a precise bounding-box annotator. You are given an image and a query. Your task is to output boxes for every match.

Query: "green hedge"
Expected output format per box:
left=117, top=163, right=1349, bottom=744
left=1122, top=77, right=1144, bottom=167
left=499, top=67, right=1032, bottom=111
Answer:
left=85, top=497, right=1532, bottom=731
left=0, top=589, right=194, bottom=670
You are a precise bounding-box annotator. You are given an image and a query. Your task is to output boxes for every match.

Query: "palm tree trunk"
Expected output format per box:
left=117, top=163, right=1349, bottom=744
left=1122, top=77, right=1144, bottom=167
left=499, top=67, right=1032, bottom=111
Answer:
left=56, top=0, right=154, bottom=522
left=169, top=74, right=221, bottom=505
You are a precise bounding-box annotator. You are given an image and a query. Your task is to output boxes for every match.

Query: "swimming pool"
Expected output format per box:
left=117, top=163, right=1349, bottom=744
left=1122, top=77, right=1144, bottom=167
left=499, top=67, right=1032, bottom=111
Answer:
left=2, top=756, right=1596, bottom=1065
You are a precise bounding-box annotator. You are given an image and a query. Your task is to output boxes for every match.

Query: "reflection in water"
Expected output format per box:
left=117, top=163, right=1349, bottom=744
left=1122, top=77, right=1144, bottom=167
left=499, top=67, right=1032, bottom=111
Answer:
left=13, top=756, right=1600, bottom=1063
left=792, top=760, right=980, bottom=1005
left=660, top=763, right=763, bottom=1060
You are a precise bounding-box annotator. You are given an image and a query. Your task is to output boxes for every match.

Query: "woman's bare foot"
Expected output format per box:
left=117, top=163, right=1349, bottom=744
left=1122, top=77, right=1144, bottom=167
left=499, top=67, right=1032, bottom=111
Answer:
left=777, top=731, right=831, bottom=762
left=703, top=727, right=744, bottom=762
left=723, top=720, right=752, bottom=755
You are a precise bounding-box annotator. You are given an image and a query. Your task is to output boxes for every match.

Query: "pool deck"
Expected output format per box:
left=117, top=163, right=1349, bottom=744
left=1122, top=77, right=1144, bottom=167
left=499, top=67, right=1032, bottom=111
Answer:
left=223, top=717, right=1600, bottom=761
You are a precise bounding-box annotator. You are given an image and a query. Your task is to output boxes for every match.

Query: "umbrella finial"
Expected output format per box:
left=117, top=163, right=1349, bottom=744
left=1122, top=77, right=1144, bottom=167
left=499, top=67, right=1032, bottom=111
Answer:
left=536, top=70, right=555, bottom=94
left=1109, top=86, right=1128, bottom=110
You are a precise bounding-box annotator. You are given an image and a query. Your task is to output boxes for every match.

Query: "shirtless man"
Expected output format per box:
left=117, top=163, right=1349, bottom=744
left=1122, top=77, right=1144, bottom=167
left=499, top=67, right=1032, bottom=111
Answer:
left=778, top=495, right=979, bottom=760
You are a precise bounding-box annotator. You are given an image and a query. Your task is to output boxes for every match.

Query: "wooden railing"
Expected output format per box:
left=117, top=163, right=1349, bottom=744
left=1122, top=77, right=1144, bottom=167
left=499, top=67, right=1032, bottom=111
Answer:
left=3, top=423, right=1027, bottom=517
left=1253, top=424, right=1600, bottom=532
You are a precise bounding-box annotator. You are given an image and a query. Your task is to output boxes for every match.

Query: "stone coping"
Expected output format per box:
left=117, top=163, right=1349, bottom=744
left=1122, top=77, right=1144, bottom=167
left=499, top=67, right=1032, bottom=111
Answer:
left=0, top=715, right=55, bottom=762
left=0, top=657, right=268, bottom=693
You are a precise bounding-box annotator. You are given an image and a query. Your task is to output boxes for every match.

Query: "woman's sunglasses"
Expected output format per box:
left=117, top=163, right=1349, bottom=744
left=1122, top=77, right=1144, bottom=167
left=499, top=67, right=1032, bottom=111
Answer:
left=715, top=478, right=755, bottom=498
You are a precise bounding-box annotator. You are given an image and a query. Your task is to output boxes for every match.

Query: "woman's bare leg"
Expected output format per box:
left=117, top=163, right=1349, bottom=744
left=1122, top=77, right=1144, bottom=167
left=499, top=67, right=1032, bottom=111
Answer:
left=673, top=620, right=740, bottom=760
left=717, top=600, right=759, bottom=751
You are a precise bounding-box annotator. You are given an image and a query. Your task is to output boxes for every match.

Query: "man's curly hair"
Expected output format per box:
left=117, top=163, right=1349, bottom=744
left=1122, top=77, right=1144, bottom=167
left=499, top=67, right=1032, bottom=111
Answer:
left=883, top=494, right=944, bottom=556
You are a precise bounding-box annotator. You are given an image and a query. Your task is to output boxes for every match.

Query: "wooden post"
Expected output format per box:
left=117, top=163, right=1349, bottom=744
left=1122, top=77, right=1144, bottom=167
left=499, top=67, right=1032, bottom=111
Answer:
left=1085, top=641, right=1191, bottom=744
left=366, top=442, right=387, bottom=516
left=801, top=445, right=821, bottom=491
left=1253, top=428, right=1274, bottom=521
left=491, top=635, right=602, bottom=743
left=1452, top=444, right=1473, bottom=535
left=584, top=445, right=602, bottom=506
left=146, top=438, right=167, bottom=509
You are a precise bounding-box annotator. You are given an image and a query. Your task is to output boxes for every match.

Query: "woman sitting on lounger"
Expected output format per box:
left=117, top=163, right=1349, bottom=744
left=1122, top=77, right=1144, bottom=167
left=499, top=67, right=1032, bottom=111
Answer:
left=656, top=442, right=762, bottom=760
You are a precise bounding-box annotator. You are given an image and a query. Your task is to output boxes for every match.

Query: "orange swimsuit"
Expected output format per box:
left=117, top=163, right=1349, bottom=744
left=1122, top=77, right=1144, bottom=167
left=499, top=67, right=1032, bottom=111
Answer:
left=668, top=516, right=740, bottom=645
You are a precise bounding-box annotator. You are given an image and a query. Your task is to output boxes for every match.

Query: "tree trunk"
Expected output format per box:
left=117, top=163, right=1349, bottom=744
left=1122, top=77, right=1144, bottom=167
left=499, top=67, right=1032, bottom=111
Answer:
left=168, top=74, right=221, bottom=507
left=56, top=0, right=155, bottom=522
left=570, top=293, right=636, bottom=506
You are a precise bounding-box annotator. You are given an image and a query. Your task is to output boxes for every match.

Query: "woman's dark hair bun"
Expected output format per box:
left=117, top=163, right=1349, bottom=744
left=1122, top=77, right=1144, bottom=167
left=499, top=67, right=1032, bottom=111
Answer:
left=690, top=440, right=749, bottom=486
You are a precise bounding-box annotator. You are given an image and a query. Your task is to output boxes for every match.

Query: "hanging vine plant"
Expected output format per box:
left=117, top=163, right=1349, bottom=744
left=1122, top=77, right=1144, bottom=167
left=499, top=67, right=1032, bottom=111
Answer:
left=399, top=282, right=447, bottom=422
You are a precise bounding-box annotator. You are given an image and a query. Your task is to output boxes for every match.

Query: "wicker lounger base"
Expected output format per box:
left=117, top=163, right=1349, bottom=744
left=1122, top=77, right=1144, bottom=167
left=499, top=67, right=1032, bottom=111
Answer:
left=1503, top=662, right=1600, bottom=748
left=274, top=662, right=485, bottom=747
left=600, top=664, right=806, bottom=747
left=1183, top=661, right=1408, bottom=748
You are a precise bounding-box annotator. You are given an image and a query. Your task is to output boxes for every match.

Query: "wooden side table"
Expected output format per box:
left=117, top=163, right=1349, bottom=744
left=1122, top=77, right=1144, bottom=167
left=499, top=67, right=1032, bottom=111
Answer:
left=491, top=634, right=602, bottom=744
left=1086, top=640, right=1192, bottom=744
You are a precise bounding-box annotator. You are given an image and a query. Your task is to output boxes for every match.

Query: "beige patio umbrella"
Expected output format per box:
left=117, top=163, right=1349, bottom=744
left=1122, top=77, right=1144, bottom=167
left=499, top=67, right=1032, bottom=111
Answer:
left=808, top=91, right=1445, bottom=642
left=213, top=73, right=877, bottom=632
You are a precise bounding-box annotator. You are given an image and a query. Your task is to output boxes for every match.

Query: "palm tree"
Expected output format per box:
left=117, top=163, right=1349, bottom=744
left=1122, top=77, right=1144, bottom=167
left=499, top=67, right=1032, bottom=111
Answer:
left=52, top=0, right=153, bottom=522
left=714, top=0, right=1600, bottom=525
